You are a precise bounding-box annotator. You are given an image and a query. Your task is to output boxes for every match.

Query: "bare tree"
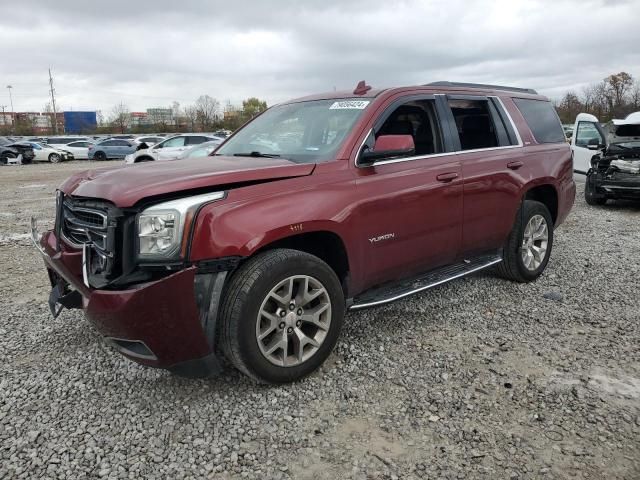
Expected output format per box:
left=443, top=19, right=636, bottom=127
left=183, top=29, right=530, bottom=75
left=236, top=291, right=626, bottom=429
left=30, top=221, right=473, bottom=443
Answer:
left=110, top=102, right=131, bottom=133
left=183, top=105, right=198, bottom=132
left=195, top=95, right=220, bottom=131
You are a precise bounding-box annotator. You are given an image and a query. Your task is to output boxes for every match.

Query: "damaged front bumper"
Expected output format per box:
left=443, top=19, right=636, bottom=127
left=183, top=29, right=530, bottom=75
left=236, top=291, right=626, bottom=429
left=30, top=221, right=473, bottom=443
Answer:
left=30, top=220, right=228, bottom=378
left=588, top=170, right=640, bottom=200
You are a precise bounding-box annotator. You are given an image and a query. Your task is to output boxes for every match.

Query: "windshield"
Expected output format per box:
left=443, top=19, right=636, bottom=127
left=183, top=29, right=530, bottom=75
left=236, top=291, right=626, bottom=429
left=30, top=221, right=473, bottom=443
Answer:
left=215, top=98, right=371, bottom=163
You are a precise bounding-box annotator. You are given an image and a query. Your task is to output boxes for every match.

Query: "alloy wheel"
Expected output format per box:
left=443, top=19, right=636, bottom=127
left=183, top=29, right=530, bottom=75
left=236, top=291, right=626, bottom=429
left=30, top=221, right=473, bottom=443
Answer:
left=256, top=275, right=331, bottom=367
left=521, top=214, right=548, bottom=271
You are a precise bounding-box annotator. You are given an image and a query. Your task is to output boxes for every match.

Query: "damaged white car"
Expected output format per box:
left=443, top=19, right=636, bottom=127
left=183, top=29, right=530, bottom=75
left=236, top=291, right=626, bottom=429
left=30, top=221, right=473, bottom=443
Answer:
left=571, top=112, right=640, bottom=205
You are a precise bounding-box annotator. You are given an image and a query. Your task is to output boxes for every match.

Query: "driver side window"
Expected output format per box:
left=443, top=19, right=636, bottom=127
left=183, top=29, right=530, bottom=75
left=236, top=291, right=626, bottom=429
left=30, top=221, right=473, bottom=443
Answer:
left=376, top=99, right=444, bottom=157
left=161, top=137, right=186, bottom=148
left=575, top=122, right=602, bottom=147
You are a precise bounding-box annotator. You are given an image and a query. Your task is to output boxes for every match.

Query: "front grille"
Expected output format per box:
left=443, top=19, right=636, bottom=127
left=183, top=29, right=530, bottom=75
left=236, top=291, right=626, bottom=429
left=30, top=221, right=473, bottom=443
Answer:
left=62, top=202, right=108, bottom=249
left=60, top=196, right=125, bottom=287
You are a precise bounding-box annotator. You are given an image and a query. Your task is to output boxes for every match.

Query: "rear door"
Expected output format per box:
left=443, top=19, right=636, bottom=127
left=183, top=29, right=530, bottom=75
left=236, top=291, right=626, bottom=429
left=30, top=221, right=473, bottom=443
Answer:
left=571, top=113, right=603, bottom=174
left=353, top=94, right=463, bottom=288
left=443, top=94, right=526, bottom=254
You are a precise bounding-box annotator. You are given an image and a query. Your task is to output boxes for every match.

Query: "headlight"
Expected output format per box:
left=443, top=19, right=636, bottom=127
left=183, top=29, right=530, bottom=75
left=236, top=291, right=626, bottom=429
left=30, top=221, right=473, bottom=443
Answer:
left=137, top=191, right=225, bottom=260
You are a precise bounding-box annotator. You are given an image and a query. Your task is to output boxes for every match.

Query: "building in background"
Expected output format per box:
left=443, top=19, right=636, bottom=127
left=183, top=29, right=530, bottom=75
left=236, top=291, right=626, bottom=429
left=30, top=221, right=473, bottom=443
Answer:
left=146, top=107, right=175, bottom=126
left=63, top=111, right=97, bottom=134
left=130, top=112, right=150, bottom=127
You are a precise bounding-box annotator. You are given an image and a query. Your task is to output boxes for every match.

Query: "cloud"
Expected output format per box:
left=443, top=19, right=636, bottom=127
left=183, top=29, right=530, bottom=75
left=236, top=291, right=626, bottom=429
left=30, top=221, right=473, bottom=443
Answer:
left=0, top=0, right=638, bottom=114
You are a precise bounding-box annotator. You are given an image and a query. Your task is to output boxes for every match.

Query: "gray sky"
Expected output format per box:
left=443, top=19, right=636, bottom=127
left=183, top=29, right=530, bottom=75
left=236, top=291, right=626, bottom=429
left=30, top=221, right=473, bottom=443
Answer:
left=1, top=0, right=639, bottom=115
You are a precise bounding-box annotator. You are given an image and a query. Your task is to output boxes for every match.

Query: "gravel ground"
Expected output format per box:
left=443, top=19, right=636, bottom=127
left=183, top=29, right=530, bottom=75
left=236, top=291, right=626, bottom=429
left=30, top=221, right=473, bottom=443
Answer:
left=1, top=162, right=639, bottom=480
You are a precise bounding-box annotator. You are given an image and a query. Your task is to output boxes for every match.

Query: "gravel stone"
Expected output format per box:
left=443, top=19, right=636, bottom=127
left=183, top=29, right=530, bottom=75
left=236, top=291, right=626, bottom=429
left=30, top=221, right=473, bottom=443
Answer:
left=0, top=164, right=639, bottom=478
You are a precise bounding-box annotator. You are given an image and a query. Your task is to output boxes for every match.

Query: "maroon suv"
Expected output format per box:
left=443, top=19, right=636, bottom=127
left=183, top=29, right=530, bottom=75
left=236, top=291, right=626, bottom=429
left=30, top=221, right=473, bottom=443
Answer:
left=32, top=81, right=575, bottom=383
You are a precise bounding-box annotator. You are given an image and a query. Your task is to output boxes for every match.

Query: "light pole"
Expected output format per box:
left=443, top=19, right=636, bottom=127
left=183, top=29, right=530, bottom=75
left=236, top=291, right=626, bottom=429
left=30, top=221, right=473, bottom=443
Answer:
left=6, top=85, right=14, bottom=133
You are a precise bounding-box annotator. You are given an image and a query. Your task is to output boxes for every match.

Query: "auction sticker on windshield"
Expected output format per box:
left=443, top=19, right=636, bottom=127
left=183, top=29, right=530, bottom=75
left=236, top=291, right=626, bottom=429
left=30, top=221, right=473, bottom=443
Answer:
left=329, top=100, right=370, bottom=110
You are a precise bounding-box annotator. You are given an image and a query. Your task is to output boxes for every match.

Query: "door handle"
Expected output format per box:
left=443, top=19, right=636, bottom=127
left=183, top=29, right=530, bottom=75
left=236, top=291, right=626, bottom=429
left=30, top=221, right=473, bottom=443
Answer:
left=436, top=172, right=459, bottom=182
left=507, top=161, right=524, bottom=170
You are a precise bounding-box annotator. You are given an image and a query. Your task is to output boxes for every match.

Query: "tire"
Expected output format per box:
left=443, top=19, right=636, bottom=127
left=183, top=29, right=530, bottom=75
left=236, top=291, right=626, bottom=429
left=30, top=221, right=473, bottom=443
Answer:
left=584, top=176, right=607, bottom=206
left=219, top=248, right=345, bottom=384
left=135, top=156, right=154, bottom=163
left=497, top=200, right=554, bottom=283
left=48, top=153, right=61, bottom=163
left=1, top=152, right=16, bottom=165
left=94, top=151, right=107, bottom=161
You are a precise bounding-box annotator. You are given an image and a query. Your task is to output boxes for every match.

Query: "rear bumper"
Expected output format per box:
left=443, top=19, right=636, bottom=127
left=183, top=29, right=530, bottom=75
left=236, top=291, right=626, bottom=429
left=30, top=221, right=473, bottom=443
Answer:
left=37, top=230, right=222, bottom=377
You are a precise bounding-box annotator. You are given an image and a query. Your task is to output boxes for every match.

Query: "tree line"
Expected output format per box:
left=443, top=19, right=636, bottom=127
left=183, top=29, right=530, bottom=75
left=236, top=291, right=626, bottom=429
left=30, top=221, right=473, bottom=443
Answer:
left=106, top=96, right=268, bottom=134
left=554, top=72, right=640, bottom=124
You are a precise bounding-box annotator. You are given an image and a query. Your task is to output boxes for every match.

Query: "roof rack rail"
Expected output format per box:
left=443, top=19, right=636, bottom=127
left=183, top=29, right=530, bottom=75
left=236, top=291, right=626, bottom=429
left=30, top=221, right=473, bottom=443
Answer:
left=425, top=81, right=537, bottom=95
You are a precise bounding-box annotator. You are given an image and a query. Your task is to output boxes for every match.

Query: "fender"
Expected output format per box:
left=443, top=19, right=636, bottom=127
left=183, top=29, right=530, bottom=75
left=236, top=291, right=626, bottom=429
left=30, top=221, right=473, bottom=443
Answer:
left=188, top=169, right=360, bottom=272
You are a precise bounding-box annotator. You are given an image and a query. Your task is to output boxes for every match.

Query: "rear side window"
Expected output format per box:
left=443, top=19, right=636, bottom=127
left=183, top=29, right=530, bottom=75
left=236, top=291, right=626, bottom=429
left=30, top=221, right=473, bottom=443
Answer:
left=513, top=98, right=565, bottom=144
left=448, top=99, right=498, bottom=150
left=186, top=136, right=208, bottom=145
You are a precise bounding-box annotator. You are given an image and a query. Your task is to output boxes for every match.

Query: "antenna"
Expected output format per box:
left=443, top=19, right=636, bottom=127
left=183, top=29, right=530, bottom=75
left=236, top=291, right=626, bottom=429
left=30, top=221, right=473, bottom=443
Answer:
left=49, top=68, right=59, bottom=134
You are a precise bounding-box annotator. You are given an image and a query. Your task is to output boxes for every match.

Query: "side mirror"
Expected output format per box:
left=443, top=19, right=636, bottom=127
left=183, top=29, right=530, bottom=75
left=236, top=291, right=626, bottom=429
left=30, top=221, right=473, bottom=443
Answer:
left=586, top=138, right=604, bottom=150
left=360, top=134, right=415, bottom=164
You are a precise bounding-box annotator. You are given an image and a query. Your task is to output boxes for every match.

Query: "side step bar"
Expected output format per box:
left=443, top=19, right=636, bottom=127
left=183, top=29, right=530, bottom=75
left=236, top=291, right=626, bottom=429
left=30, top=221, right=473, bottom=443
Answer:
left=348, top=252, right=502, bottom=311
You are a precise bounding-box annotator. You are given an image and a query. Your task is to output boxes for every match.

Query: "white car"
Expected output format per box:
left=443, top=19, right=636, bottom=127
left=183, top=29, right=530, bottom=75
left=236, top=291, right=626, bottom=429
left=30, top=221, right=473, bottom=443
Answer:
left=27, top=142, right=75, bottom=163
left=62, top=140, right=95, bottom=160
left=571, top=111, right=640, bottom=174
left=124, top=134, right=223, bottom=164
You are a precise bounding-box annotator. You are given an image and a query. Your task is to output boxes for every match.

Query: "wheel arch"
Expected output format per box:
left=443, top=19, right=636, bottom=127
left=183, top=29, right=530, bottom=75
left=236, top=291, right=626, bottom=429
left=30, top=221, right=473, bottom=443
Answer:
left=253, top=230, right=351, bottom=295
left=523, top=183, right=558, bottom=225
left=135, top=155, right=154, bottom=163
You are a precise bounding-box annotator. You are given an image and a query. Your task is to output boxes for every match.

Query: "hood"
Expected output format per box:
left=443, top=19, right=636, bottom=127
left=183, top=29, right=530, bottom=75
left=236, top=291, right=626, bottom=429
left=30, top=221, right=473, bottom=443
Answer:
left=60, top=155, right=316, bottom=207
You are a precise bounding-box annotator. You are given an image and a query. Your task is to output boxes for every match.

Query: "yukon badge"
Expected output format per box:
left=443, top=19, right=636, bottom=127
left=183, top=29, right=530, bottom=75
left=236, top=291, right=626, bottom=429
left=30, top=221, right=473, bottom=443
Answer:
left=369, top=233, right=395, bottom=244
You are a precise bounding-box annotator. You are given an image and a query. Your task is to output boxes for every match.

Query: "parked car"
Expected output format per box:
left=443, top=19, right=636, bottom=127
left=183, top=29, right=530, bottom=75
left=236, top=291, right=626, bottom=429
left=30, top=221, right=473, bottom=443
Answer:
left=571, top=111, right=640, bottom=205
left=62, top=140, right=95, bottom=160
left=175, top=140, right=221, bottom=160
left=124, top=134, right=223, bottom=163
left=45, top=136, right=90, bottom=146
left=26, top=142, right=75, bottom=163
left=0, top=137, right=36, bottom=164
left=32, top=80, right=575, bottom=383
left=88, top=138, right=138, bottom=160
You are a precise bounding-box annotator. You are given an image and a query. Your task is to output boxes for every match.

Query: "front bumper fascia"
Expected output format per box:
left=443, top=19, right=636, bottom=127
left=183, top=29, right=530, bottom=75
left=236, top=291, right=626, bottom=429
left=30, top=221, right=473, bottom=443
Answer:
left=34, top=228, right=225, bottom=377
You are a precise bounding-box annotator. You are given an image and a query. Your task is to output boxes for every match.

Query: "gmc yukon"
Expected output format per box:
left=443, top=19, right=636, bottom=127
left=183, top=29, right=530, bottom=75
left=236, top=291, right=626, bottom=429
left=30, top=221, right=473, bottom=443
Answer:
left=32, top=81, right=575, bottom=383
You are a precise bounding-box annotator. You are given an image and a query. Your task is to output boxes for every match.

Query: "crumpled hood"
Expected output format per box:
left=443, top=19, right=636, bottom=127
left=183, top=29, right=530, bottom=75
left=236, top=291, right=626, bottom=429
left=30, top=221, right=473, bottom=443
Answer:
left=60, top=156, right=315, bottom=207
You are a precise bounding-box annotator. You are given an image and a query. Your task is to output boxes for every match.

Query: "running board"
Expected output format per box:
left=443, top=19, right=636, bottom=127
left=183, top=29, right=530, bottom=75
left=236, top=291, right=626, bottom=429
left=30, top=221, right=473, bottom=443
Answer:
left=348, top=253, right=502, bottom=311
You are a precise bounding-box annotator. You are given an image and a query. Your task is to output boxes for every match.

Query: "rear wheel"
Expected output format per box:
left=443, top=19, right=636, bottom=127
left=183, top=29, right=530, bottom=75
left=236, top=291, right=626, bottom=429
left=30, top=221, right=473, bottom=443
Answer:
left=48, top=153, right=61, bottom=163
left=94, top=151, right=107, bottom=161
left=584, top=176, right=607, bottom=206
left=219, top=249, right=345, bottom=384
left=497, top=200, right=554, bottom=283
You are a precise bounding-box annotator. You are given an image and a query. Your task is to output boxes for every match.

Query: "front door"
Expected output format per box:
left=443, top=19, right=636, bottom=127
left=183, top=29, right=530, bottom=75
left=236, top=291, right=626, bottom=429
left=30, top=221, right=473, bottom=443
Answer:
left=352, top=96, right=463, bottom=289
left=571, top=113, right=603, bottom=174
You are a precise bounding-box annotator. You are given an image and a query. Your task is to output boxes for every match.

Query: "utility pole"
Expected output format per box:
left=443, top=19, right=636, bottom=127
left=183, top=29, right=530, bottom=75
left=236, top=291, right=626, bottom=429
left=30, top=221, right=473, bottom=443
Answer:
left=48, top=68, right=59, bottom=135
left=6, top=85, right=14, bottom=133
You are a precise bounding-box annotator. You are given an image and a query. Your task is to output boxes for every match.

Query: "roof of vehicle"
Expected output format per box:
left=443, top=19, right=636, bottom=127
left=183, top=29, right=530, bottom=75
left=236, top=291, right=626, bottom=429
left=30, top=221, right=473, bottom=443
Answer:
left=284, top=80, right=547, bottom=105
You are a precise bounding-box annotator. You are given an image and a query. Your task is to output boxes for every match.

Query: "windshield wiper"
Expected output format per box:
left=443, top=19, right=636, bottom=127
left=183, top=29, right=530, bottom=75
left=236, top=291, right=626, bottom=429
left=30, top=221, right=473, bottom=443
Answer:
left=231, top=151, right=281, bottom=158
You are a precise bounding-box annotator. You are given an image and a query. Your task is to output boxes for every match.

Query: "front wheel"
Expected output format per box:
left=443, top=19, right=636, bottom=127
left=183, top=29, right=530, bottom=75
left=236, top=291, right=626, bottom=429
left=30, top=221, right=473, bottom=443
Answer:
left=94, top=151, right=107, bottom=161
left=49, top=153, right=61, bottom=163
left=497, top=200, right=554, bottom=283
left=584, top=175, right=607, bottom=206
left=219, top=249, right=345, bottom=384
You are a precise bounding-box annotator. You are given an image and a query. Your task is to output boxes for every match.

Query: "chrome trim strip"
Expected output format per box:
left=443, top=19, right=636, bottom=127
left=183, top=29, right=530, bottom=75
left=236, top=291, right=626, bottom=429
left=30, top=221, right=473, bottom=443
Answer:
left=354, top=95, right=524, bottom=168
left=348, top=257, right=502, bottom=310
left=82, top=243, right=90, bottom=288
left=30, top=217, right=45, bottom=255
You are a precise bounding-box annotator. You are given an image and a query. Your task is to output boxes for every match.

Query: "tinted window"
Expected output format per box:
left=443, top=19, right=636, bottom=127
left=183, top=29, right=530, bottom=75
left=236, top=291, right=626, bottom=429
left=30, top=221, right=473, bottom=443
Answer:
left=186, top=136, right=208, bottom=145
left=513, top=98, right=565, bottom=144
left=575, top=122, right=602, bottom=147
left=448, top=99, right=498, bottom=150
left=376, top=99, right=443, bottom=156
